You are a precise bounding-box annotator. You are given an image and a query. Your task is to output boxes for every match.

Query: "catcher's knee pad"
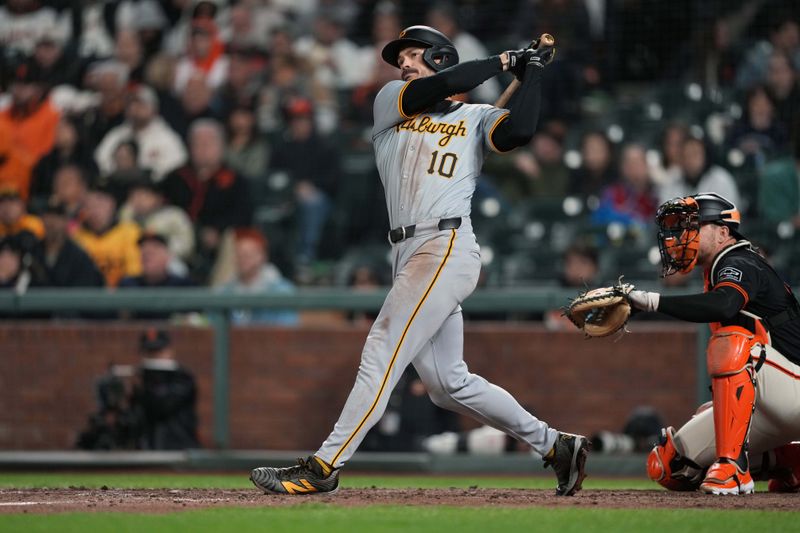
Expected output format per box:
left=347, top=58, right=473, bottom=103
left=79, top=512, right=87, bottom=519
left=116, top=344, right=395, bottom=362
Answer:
left=647, top=427, right=702, bottom=491
left=706, top=326, right=758, bottom=464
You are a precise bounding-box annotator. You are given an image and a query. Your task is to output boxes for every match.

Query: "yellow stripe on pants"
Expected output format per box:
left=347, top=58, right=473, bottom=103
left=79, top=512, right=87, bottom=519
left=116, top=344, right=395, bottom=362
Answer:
left=331, top=230, right=457, bottom=465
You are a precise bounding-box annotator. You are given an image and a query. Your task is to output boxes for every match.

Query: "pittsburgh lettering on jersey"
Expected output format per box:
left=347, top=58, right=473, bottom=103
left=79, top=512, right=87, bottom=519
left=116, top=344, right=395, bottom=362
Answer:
left=396, top=117, right=468, bottom=147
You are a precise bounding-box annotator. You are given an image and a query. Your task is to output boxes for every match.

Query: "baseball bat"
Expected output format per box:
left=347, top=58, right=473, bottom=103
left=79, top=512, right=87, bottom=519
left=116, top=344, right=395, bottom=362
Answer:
left=494, top=33, right=555, bottom=109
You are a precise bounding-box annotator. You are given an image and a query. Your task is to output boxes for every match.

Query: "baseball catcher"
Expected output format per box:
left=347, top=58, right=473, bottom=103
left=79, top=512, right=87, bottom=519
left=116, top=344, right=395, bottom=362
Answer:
left=613, top=193, right=800, bottom=494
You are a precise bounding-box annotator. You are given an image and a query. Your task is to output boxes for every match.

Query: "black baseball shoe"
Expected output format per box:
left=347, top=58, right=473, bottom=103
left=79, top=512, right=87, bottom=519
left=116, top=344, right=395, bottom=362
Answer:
left=543, top=432, right=589, bottom=496
left=250, top=455, right=340, bottom=495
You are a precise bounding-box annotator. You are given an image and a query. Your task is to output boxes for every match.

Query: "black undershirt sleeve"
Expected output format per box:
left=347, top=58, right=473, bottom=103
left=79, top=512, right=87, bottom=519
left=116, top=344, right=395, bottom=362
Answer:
left=400, top=57, right=504, bottom=117
left=656, top=286, right=746, bottom=323
left=489, top=67, right=543, bottom=152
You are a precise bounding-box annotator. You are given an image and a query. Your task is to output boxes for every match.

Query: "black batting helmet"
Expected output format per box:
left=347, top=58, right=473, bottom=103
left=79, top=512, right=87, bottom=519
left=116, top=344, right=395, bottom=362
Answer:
left=381, top=25, right=459, bottom=72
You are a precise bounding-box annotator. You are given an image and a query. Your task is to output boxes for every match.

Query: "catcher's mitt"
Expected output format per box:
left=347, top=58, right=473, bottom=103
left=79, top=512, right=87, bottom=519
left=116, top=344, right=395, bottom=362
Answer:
left=564, top=279, right=633, bottom=337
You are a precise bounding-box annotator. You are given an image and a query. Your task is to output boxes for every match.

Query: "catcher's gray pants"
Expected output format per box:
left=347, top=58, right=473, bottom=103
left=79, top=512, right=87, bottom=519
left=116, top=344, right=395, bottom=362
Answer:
left=673, top=344, right=800, bottom=474
left=316, top=218, right=557, bottom=467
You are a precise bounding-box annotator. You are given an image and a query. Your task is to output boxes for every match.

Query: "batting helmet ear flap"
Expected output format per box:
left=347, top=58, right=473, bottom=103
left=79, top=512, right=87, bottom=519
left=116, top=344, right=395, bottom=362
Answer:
left=422, top=46, right=458, bottom=71
left=381, top=25, right=459, bottom=71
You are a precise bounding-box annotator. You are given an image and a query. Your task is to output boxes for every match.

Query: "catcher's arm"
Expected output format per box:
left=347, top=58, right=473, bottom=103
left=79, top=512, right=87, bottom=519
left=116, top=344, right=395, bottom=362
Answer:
left=630, top=287, right=746, bottom=322
left=494, top=34, right=555, bottom=108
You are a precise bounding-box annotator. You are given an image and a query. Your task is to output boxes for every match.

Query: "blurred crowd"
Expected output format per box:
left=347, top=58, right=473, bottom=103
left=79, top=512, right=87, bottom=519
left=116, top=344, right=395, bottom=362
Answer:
left=1, top=0, right=799, bottom=320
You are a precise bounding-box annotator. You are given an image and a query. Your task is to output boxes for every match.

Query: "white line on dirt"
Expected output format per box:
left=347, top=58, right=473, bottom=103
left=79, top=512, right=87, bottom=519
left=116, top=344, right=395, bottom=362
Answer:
left=0, top=502, right=58, bottom=506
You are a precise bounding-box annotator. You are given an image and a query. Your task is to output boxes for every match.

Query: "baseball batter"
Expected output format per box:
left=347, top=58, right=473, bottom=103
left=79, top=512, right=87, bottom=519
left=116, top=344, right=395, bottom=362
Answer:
left=250, top=26, right=589, bottom=497
left=626, top=193, right=800, bottom=494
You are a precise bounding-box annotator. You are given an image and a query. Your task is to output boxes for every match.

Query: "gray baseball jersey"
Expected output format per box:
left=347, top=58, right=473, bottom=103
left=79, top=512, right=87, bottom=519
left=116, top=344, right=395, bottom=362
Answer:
left=316, top=80, right=556, bottom=468
left=372, top=80, right=509, bottom=229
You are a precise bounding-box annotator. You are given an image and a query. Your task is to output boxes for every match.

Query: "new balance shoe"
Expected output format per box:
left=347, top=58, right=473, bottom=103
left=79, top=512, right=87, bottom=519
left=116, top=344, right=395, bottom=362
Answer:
left=699, top=460, right=754, bottom=495
left=250, top=455, right=339, bottom=495
left=543, top=432, right=589, bottom=496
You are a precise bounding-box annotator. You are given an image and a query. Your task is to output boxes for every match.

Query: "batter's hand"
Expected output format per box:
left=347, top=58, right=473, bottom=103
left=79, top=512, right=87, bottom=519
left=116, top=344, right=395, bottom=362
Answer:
left=504, top=48, right=532, bottom=81
left=505, top=35, right=556, bottom=81
left=526, top=36, right=556, bottom=69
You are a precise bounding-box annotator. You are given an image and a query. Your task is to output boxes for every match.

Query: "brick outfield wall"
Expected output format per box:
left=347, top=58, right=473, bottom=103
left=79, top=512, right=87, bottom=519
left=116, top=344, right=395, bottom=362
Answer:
left=0, top=322, right=700, bottom=450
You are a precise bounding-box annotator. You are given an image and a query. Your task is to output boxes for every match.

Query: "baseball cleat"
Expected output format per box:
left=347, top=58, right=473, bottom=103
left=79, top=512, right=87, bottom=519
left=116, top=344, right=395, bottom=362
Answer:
left=250, top=455, right=340, bottom=495
left=544, top=432, right=589, bottom=496
left=699, top=460, right=754, bottom=495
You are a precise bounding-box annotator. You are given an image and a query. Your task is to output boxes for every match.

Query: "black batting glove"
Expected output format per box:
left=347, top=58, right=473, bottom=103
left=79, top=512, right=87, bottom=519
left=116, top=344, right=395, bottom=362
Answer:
left=526, top=40, right=556, bottom=70
left=505, top=48, right=531, bottom=81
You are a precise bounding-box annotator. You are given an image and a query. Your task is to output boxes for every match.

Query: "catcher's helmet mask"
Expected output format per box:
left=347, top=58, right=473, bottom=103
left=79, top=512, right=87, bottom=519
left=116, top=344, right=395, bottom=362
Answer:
left=656, top=192, right=742, bottom=277
left=381, top=25, right=459, bottom=72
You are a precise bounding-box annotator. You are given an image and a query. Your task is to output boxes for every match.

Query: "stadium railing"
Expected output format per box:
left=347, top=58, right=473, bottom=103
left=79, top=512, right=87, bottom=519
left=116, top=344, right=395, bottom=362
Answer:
left=0, top=287, right=709, bottom=448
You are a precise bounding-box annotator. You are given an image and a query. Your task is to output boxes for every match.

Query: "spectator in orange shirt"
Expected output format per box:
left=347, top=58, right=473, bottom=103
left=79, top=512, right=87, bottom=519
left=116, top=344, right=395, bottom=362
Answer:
left=73, top=183, right=141, bottom=287
left=0, top=186, right=45, bottom=241
left=0, top=59, right=60, bottom=199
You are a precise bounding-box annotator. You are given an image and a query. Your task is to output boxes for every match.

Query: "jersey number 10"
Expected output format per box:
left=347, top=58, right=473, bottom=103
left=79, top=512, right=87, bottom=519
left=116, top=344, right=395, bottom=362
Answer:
left=427, top=151, right=458, bottom=179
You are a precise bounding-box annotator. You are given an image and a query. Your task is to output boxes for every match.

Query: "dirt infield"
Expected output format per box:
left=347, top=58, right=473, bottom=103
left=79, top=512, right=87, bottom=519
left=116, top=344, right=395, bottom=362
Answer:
left=0, top=488, right=796, bottom=514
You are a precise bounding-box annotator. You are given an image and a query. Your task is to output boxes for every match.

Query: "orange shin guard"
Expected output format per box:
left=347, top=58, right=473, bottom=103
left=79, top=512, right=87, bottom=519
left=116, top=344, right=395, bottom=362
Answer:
left=646, top=427, right=702, bottom=491
left=706, top=327, right=758, bottom=464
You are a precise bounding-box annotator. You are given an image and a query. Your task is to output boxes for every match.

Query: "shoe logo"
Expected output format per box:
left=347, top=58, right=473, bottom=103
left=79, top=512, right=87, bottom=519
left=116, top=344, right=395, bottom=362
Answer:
left=282, top=479, right=318, bottom=494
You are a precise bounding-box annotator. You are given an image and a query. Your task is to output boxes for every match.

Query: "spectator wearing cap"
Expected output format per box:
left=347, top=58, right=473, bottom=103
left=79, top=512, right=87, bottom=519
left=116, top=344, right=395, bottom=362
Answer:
left=130, top=328, right=199, bottom=450
left=0, top=59, right=61, bottom=200
left=0, top=186, right=44, bottom=241
left=118, top=233, right=194, bottom=318
left=29, top=117, right=99, bottom=212
left=269, top=97, right=339, bottom=266
left=120, top=178, right=195, bottom=268
left=73, top=183, right=142, bottom=287
left=33, top=201, right=104, bottom=288
left=119, top=232, right=193, bottom=290
left=219, top=228, right=298, bottom=326
left=161, top=119, right=252, bottom=277
left=174, top=18, right=229, bottom=93
left=94, top=85, right=187, bottom=182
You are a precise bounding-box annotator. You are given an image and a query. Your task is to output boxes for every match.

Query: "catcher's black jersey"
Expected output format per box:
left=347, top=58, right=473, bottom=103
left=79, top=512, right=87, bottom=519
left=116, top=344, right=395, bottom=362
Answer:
left=708, top=242, right=800, bottom=364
